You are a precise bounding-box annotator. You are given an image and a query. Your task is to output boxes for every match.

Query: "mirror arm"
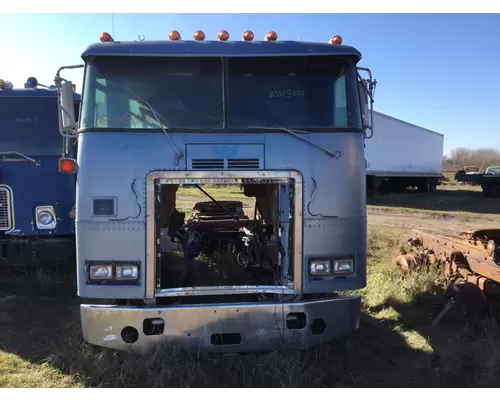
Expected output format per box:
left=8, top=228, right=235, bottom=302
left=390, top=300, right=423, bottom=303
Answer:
left=356, top=67, right=376, bottom=140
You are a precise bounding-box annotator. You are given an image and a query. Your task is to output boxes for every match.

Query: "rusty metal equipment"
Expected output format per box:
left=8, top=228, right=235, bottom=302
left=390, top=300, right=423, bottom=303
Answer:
left=396, top=228, right=500, bottom=325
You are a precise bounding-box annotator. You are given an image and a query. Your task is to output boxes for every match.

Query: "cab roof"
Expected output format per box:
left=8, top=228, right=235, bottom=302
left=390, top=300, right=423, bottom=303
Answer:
left=81, top=40, right=362, bottom=62
left=0, top=88, right=81, bottom=100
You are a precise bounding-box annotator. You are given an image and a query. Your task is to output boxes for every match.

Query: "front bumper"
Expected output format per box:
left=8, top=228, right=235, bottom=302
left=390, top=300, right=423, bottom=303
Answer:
left=80, top=295, right=361, bottom=353
left=0, top=236, right=75, bottom=268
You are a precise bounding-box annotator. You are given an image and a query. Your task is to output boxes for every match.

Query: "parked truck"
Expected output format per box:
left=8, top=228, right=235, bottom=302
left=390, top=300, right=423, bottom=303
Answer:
left=0, top=77, right=80, bottom=268
left=455, top=165, right=500, bottom=197
left=55, top=30, right=376, bottom=353
left=365, top=111, right=444, bottom=195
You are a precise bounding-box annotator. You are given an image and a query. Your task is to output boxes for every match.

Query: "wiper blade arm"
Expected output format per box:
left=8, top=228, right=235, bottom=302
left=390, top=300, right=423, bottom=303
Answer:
left=248, top=126, right=341, bottom=159
left=121, top=84, right=184, bottom=164
left=0, top=152, right=40, bottom=165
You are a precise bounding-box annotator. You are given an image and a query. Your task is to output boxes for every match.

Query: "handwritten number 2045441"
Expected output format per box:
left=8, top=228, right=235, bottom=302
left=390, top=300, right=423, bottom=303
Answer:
left=268, top=89, right=305, bottom=99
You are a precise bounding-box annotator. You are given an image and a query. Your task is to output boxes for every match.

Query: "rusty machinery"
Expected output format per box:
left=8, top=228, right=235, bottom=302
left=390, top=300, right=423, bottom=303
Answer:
left=396, top=228, right=500, bottom=326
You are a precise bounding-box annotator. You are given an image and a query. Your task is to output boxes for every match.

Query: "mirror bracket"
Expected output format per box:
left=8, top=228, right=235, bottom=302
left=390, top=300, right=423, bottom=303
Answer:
left=357, top=67, right=377, bottom=140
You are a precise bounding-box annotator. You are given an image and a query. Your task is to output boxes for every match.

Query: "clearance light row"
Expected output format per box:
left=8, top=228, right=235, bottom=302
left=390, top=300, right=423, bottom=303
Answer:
left=100, top=31, right=343, bottom=45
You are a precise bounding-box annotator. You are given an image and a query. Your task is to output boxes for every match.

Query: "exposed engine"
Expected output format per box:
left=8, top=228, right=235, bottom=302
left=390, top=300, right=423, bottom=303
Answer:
left=167, top=198, right=278, bottom=280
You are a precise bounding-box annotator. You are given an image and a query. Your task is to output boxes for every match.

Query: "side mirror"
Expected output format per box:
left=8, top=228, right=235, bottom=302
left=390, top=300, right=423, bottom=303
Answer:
left=358, top=79, right=374, bottom=139
left=59, top=80, right=77, bottom=134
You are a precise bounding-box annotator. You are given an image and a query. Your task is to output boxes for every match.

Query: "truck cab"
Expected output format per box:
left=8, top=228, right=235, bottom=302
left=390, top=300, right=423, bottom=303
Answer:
left=0, top=77, right=80, bottom=267
left=56, top=30, right=375, bottom=353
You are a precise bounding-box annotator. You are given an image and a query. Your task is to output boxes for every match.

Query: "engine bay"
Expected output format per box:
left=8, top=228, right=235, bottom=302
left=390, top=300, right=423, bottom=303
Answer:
left=155, top=181, right=294, bottom=292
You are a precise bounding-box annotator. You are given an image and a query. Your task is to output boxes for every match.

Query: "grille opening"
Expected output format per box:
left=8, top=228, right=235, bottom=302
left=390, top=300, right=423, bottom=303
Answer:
left=155, top=179, right=295, bottom=299
left=0, top=187, right=13, bottom=231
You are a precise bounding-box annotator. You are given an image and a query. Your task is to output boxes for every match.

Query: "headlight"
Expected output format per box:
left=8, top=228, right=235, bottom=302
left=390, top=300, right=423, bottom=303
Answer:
left=35, top=206, right=57, bottom=230
left=38, top=211, right=54, bottom=225
left=87, top=263, right=140, bottom=283
left=334, top=259, right=354, bottom=274
left=116, top=265, right=139, bottom=280
left=89, top=265, right=113, bottom=280
left=309, top=260, right=331, bottom=276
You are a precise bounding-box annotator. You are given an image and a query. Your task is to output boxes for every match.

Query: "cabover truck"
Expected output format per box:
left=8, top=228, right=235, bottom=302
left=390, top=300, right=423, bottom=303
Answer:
left=56, top=29, right=376, bottom=353
left=365, top=111, right=444, bottom=195
left=0, top=77, right=80, bottom=267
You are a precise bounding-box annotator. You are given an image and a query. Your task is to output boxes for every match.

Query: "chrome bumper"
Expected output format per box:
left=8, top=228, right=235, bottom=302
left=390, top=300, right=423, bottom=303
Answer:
left=80, top=295, right=361, bottom=353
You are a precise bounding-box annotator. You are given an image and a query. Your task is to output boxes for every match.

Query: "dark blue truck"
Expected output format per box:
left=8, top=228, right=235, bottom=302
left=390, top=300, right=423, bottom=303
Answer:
left=0, top=77, right=80, bottom=267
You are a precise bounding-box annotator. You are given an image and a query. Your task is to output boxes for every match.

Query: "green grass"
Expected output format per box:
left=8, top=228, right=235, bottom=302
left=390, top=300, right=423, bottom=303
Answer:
left=2, top=225, right=500, bottom=388
left=2, top=180, right=500, bottom=387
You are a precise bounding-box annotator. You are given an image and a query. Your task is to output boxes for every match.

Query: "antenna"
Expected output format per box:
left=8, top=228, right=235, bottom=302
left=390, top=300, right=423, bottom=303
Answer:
left=112, top=13, right=115, bottom=38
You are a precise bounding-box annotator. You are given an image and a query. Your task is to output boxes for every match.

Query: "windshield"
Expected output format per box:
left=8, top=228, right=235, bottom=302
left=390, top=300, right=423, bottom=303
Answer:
left=486, top=166, right=500, bottom=174
left=0, top=96, right=79, bottom=156
left=227, top=56, right=360, bottom=129
left=81, top=57, right=223, bottom=130
left=81, top=55, right=361, bottom=131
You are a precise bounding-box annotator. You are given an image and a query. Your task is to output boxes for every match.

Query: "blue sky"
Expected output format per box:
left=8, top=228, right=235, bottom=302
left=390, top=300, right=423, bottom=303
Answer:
left=1, top=13, right=498, bottom=155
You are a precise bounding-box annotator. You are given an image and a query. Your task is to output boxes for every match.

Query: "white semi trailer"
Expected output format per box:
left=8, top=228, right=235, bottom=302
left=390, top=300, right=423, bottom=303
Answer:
left=365, top=111, right=444, bottom=195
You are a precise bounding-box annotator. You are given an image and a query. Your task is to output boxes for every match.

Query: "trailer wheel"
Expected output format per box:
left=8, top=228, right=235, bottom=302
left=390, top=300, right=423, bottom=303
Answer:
left=429, top=179, right=437, bottom=192
left=488, top=184, right=500, bottom=198
left=482, top=184, right=500, bottom=198
left=417, top=179, right=431, bottom=193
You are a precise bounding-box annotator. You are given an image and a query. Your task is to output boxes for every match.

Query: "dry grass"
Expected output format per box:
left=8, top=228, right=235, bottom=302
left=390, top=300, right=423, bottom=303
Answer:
left=367, top=172, right=500, bottom=224
left=2, top=180, right=500, bottom=387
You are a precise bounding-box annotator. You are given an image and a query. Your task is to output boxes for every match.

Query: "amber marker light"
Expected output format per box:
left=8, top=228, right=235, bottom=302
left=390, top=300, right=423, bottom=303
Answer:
left=328, top=35, right=343, bottom=45
left=242, top=30, right=254, bottom=41
left=194, top=30, right=206, bottom=41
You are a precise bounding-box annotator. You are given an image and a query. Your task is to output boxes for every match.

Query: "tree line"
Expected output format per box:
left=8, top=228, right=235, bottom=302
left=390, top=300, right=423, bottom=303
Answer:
left=443, top=147, right=500, bottom=172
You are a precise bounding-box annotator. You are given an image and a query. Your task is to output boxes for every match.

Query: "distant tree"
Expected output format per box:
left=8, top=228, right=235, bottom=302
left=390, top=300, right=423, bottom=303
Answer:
left=447, top=147, right=500, bottom=172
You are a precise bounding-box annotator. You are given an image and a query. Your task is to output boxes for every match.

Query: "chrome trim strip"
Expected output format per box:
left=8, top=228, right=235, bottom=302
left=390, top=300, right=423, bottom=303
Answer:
left=145, top=170, right=303, bottom=299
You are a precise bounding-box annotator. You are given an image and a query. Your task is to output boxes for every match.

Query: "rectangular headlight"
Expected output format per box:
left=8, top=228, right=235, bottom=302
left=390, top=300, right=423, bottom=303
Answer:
left=89, top=265, right=113, bottom=280
left=116, top=265, right=139, bottom=280
left=334, top=259, right=354, bottom=274
left=309, top=260, right=331, bottom=276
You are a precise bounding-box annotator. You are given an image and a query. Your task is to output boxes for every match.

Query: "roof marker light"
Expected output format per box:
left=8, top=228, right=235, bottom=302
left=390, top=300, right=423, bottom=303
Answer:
left=328, top=35, right=342, bottom=45
left=169, top=30, right=181, bottom=40
left=242, top=30, right=254, bottom=41
left=218, top=30, right=229, bottom=41
left=194, top=30, right=205, bottom=41
left=100, top=32, right=114, bottom=42
left=264, top=31, right=278, bottom=41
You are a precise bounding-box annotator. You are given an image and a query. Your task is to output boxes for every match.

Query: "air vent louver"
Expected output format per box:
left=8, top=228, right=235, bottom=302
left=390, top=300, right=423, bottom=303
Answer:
left=191, top=159, right=224, bottom=170
left=191, top=158, right=261, bottom=170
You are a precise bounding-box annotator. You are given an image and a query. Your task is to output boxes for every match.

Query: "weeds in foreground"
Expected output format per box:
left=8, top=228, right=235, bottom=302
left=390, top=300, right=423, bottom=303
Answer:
left=2, top=226, right=500, bottom=387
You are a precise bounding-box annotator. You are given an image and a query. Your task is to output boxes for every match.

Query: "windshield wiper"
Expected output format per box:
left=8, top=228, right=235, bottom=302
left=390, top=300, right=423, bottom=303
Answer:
left=248, top=126, right=341, bottom=159
left=0, top=152, right=40, bottom=166
left=121, top=84, right=184, bottom=164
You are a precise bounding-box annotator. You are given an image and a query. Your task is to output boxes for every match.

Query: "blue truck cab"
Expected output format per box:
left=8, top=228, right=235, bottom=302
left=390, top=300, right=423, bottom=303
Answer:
left=0, top=77, right=81, bottom=267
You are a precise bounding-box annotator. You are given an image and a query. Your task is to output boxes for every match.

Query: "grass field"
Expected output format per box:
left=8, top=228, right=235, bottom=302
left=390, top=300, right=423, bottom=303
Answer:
left=1, top=172, right=500, bottom=388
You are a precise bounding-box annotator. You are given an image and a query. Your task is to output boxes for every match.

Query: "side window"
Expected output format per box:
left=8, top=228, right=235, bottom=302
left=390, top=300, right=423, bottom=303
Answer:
left=333, top=74, right=348, bottom=128
left=95, top=78, right=107, bottom=128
